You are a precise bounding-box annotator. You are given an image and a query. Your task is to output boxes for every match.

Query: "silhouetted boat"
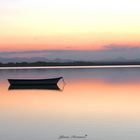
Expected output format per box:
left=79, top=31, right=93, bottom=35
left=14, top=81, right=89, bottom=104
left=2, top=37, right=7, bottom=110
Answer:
left=8, top=77, right=63, bottom=86
left=9, top=84, right=61, bottom=90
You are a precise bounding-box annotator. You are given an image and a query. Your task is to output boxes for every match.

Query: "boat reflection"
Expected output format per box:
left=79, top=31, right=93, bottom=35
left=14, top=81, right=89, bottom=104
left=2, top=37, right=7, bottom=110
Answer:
left=9, top=84, right=61, bottom=90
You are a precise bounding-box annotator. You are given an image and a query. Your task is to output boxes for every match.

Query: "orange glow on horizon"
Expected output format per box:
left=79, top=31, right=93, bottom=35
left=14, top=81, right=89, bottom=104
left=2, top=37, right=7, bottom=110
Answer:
left=1, top=40, right=140, bottom=52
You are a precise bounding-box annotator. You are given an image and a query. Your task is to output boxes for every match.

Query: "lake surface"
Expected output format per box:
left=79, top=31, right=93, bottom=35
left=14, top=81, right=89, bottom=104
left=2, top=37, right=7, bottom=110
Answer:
left=0, top=67, right=140, bottom=140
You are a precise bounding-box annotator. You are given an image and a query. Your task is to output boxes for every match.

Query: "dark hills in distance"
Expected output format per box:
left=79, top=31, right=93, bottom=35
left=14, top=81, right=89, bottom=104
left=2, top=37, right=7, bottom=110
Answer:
left=0, top=61, right=140, bottom=67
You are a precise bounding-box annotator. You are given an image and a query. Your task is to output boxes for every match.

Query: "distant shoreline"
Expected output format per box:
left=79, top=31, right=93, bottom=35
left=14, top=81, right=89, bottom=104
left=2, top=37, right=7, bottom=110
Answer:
left=1, top=61, right=140, bottom=67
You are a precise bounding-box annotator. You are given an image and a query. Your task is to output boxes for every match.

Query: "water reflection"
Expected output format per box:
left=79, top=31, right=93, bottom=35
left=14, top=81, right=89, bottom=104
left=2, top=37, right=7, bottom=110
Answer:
left=0, top=67, right=140, bottom=83
left=0, top=67, right=140, bottom=140
left=9, top=84, right=61, bottom=91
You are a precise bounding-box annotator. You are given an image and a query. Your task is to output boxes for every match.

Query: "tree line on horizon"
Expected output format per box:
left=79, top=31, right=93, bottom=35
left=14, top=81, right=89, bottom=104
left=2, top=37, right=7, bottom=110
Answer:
left=0, top=61, right=140, bottom=67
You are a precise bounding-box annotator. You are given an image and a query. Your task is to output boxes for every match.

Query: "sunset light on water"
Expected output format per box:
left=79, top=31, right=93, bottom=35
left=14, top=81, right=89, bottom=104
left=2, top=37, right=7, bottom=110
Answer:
left=0, top=68, right=140, bottom=140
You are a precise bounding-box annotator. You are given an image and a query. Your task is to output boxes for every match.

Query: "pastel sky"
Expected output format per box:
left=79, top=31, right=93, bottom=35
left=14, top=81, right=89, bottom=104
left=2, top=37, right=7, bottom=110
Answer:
left=0, top=0, right=140, bottom=51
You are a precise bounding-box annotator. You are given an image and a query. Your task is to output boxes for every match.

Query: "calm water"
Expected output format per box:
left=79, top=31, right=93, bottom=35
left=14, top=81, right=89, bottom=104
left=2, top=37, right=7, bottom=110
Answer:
left=0, top=67, right=140, bottom=140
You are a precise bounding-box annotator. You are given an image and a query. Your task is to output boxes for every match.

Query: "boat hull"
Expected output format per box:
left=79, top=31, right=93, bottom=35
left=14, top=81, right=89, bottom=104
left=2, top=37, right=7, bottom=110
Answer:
left=8, top=77, right=63, bottom=86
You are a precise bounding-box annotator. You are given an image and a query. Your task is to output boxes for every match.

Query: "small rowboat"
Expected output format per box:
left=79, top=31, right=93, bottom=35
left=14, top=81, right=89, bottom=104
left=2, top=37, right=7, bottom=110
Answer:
left=8, top=77, right=63, bottom=86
